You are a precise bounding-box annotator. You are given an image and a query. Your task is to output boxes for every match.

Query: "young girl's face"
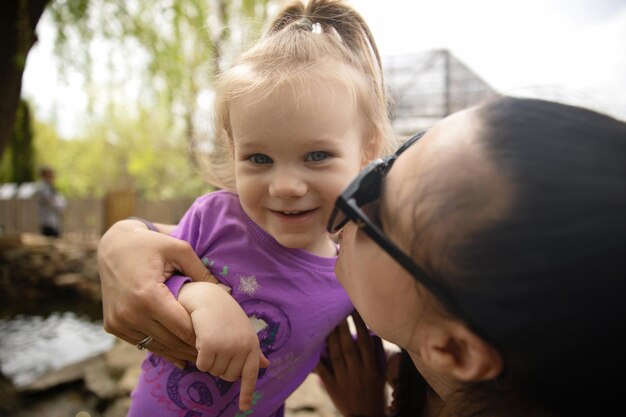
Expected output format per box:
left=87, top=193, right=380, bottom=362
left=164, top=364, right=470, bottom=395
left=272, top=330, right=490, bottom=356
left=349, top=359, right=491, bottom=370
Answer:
left=230, top=78, right=370, bottom=256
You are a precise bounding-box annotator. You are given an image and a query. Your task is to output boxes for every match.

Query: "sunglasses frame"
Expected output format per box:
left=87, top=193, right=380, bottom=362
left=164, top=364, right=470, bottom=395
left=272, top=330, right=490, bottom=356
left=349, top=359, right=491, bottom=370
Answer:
left=328, top=130, right=463, bottom=314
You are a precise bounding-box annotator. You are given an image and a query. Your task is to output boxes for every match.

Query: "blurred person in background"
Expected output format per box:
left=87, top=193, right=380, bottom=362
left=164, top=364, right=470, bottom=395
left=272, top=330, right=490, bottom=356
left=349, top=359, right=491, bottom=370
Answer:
left=37, top=166, right=66, bottom=238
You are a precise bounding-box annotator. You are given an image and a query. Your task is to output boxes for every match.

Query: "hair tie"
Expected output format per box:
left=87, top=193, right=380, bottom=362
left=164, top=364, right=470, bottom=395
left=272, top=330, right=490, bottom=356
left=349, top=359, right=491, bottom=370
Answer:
left=294, top=17, right=313, bottom=31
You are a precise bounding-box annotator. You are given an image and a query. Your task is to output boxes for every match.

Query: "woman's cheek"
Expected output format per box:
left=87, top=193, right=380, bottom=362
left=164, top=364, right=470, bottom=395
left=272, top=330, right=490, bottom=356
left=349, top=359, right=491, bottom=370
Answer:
left=335, top=225, right=359, bottom=287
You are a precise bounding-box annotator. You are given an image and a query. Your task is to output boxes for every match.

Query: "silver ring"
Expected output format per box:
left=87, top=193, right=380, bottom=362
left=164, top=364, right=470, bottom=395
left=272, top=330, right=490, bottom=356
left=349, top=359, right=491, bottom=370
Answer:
left=135, top=335, right=154, bottom=350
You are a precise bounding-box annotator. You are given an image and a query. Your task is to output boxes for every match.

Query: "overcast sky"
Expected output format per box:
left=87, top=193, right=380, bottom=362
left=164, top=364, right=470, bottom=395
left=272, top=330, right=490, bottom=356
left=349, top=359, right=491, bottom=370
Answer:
left=22, top=0, right=626, bottom=137
left=350, top=0, right=626, bottom=116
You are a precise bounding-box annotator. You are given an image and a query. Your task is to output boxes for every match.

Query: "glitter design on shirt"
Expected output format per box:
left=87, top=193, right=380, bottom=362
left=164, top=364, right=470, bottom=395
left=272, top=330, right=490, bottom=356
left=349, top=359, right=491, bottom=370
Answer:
left=237, top=274, right=260, bottom=296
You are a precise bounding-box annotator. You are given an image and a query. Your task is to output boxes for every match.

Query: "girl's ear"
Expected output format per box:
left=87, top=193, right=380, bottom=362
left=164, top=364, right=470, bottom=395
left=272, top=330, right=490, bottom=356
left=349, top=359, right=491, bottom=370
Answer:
left=417, top=320, right=503, bottom=382
left=361, top=134, right=380, bottom=166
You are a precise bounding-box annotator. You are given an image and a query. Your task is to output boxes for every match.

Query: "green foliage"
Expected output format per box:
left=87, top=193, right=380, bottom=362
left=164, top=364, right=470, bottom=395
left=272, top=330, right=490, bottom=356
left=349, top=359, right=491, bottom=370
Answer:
left=48, top=0, right=273, bottom=136
left=40, top=0, right=273, bottom=198
left=0, top=148, right=11, bottom=182
left=32, top=103, right=212, bottom=199
left=0, top=100, right=35, bottom=184
left=32, top=118, right=62, bottom=174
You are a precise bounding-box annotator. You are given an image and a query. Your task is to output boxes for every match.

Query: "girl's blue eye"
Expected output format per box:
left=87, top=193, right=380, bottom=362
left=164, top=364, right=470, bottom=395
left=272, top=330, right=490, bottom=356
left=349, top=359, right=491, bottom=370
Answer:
left=249, top=154, right=272, bottom=164
left=306, top=151, right=330, bottom=162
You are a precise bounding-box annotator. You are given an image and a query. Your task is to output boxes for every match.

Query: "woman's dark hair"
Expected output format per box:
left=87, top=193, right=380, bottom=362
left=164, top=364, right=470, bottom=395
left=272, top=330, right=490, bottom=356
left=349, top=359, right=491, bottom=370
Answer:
left=432, top=97, right=626, bottom=415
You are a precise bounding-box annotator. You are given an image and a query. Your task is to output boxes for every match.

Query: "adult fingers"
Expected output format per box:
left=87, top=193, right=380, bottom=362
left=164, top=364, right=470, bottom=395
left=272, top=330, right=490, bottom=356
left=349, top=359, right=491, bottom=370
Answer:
left=169, top=240, right=227, bottom=289
left=326, top=324, right=347, bottom=372
left=352, top=312, right=376, bottom=358
left=315, top=360, right=335, bottom=387
left=106, top=315, right=197, bottom=363
left=135, top=322, right=197, bottom=363
left=352, top=311, right=370, bottom=343
left=143, top=340, right=187, bottom=369
left=123, top=324, right=195, bottom=364
left=337, top=316, right=361, bottom=368
left=145, top=286, right=198, bottom=352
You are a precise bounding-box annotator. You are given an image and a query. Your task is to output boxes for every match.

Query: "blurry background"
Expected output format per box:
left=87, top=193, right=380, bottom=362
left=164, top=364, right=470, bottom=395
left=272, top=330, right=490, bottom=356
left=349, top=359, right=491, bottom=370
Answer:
left=0, top=0, right=624, bottom=416
left=2, top=0, right=625, bottom=236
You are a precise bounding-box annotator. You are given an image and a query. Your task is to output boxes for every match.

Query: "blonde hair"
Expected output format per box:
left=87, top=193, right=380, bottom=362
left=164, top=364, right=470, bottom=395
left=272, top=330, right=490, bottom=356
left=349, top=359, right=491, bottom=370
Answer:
left=201, top=0, right=397, bottom=190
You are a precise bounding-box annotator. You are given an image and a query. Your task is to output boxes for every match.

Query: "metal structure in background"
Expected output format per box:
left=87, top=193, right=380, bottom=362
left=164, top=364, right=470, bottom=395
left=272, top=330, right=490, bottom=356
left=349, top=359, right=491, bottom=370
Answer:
left=384, top=49, right=499, bottom=135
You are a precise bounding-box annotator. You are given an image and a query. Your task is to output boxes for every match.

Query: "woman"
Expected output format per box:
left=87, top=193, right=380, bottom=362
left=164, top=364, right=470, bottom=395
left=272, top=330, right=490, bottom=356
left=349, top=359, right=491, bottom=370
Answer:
left=322, top=96, right=625, bottom=416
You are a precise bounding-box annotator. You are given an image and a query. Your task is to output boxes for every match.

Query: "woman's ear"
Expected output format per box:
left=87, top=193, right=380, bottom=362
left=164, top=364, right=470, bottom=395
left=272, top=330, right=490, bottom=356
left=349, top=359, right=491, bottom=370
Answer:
left=417, top=320, right=503, bottom=382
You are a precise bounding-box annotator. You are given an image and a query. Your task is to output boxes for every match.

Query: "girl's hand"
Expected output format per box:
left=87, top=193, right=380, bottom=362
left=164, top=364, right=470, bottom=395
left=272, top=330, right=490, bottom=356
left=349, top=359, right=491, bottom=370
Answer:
left=180, top=282, right=270, bottom=411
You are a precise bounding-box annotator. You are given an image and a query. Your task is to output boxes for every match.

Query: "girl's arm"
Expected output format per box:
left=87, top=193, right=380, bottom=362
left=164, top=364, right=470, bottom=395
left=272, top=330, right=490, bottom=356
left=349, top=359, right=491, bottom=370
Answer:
left=178, top=281, right=270, bottom=412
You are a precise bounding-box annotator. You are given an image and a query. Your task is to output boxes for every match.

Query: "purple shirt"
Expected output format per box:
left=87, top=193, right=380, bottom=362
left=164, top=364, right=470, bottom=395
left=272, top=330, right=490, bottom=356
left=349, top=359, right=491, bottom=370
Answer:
left=129, top=191, right=353, bottom=417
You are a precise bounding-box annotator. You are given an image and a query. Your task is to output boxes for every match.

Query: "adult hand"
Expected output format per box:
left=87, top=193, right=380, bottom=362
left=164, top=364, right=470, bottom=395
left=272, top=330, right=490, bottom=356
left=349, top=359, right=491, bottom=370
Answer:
left=97, top=218, right=222, bottom=365
left=315, top=312, right=387, bottom=417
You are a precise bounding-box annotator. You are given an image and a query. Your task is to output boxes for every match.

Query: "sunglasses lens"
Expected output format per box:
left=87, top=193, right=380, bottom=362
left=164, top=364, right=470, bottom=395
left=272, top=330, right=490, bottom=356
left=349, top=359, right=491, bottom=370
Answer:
left=361, top=199, right=381, bottom=229
left=354, top=170, right=382, bottom=205
left=329, top=208, right=346, bottom=233
left=329, top=159, right=389, bottom=234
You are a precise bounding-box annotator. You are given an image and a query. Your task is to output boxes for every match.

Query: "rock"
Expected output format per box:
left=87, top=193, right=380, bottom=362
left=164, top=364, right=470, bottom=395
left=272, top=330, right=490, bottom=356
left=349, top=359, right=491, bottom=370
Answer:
left=118, top=366, right=142, bottom=395
left=0, top=234, right=104, bottom=317
left=6, top=385, right=100, bottom=417
left=285, top=374, right=341, bottom=417
left=104, top=339, right=146, bottom=373
left=54, top=273, right=83, bottom=286
left=84, top=357, right=119, bottom=399
left=0, top=234, right=22, bottom=249
left=103, top=397, right=132, bottom=417
left=21, top=355, right=101, bottom=392
left=0, top=370, right=19, bottom=414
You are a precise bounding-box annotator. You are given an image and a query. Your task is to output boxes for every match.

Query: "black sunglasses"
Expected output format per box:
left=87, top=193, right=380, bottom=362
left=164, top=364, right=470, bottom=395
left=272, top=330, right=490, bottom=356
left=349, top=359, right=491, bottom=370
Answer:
left=327, top=130, right=463, bottom=314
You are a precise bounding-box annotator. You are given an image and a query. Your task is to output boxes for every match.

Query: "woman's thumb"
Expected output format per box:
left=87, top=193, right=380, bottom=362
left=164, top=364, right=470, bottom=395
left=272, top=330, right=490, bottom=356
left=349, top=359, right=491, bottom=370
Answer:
left=174, top=247, right=231, bottom=293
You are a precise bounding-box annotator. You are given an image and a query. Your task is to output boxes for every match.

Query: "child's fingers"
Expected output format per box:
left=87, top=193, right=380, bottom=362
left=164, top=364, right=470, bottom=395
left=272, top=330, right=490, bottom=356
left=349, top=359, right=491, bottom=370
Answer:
left=194, top=350, right=216, bottom=373
left=238, top=352, right=261, bottom=411
left=207, top=354, right=231, bottom=377
left=220, top=355, right=246, bottom=382
left=219, top=351, right=269, bottom=375
left=259, top=352, right=270, bottom=368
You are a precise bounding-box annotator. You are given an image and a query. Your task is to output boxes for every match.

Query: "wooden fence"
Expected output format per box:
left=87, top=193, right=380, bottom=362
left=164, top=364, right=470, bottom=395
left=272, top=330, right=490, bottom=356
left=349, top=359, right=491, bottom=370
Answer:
left=0, top=190, right=195, bottom=242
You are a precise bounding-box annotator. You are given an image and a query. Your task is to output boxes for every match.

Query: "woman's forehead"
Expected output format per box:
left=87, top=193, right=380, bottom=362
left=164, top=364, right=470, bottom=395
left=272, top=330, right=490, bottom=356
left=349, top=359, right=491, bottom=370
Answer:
left=382, top=108, right=511, bottom=265
left=381, top=112, right=479, bottom=230
left=386, top=109, right=479, bottom=192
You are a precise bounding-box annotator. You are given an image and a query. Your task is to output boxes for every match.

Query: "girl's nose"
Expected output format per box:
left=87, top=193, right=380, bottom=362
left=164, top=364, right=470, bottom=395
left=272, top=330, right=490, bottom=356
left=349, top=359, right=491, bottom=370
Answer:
left=269, top=170, right=307, bottom=198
